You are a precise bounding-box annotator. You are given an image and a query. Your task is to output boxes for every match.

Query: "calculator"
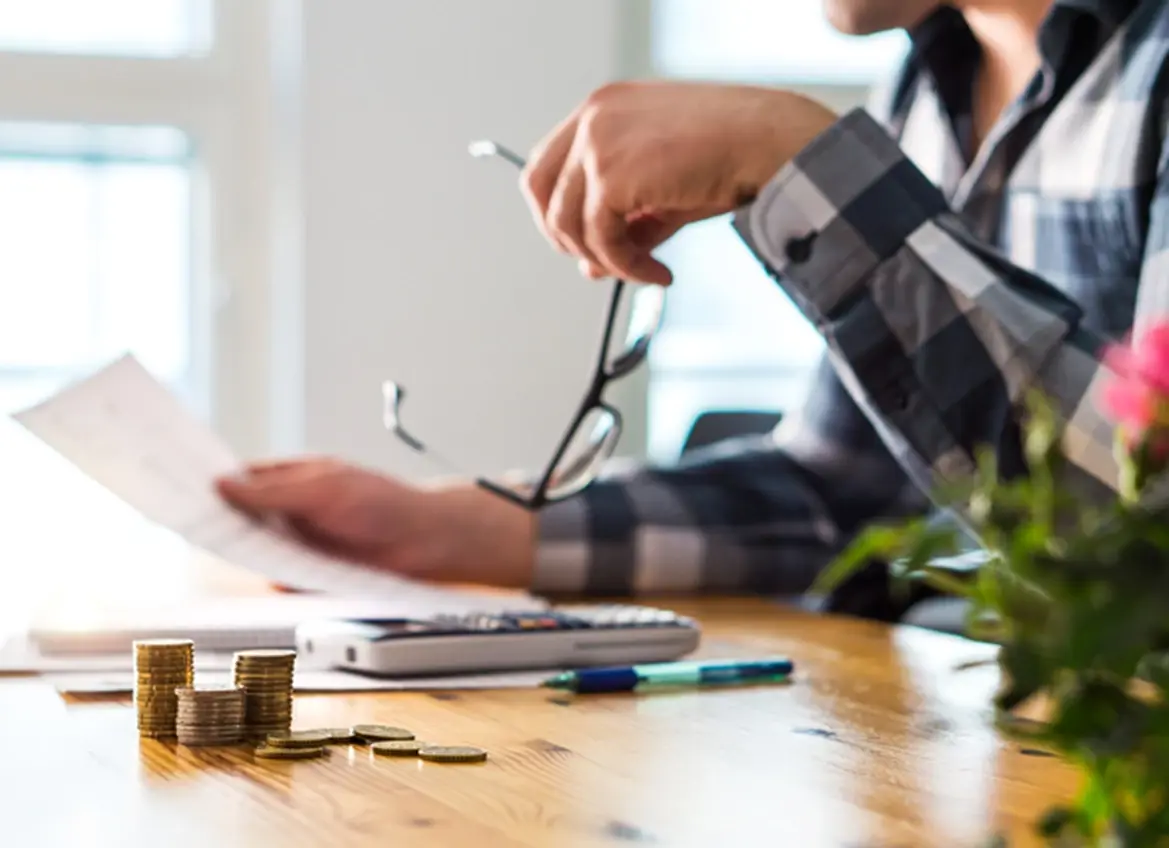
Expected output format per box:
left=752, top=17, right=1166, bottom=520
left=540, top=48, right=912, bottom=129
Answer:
left=294, top=605, right=701, bottom=676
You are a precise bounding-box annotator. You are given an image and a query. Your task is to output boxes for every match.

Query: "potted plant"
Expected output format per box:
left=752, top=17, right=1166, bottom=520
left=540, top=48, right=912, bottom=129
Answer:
left=817, top=320, right=1169, bottom=847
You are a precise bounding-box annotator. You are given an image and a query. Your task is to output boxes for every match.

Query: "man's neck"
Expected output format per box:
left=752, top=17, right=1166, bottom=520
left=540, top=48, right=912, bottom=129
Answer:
left=952, top=0, right=1055, bottom=150
left=957, top=0, right=1053, bottom=86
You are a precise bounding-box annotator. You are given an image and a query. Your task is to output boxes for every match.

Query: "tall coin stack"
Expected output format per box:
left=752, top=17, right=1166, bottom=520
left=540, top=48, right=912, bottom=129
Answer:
left=134, top=638, right=195, bottom=739
left=175, top=685, right=246, bottom=746
left=232, top=649, right=296, bottom=738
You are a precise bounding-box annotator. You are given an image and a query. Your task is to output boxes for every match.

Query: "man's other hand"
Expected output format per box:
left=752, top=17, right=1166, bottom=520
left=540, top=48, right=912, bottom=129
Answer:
left=521, top=80, right=836, bottom=285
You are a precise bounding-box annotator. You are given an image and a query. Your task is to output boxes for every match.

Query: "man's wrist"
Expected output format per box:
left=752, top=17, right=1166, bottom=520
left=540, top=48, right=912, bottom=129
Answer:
left=429, top=484, right=537, bottom=590
left=741, top=88, right=838, bottom=204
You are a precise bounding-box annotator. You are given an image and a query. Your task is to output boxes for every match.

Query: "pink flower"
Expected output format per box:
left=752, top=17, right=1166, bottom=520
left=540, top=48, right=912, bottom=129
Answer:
left=1099, top=374, right=1155, bottom=430
left=1101, top=319, right=1169, bottom=455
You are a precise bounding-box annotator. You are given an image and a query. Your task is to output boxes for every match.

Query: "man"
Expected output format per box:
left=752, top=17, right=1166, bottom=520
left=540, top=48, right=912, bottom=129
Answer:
left=218, top=0, right=1167, bottom=602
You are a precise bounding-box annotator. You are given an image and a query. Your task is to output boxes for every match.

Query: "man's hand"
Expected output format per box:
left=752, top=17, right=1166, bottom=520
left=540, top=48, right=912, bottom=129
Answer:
left=215, top=458, right=537, bottom=589
left=521, top=80, right=837, bottom=285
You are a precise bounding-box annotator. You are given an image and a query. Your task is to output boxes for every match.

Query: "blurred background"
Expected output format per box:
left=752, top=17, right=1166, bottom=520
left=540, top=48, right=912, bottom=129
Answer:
left=0, top=0, right=905, bottom=621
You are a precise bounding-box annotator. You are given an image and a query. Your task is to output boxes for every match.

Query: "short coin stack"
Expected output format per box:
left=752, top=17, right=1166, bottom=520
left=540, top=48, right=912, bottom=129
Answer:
left=232, top=649, right=296, bottom=738
left=134, top=639, right=194, bottom=739
left=175, top=685, right=246, bottom=746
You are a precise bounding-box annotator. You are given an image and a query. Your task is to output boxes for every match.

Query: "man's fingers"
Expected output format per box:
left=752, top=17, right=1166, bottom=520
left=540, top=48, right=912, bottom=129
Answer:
left=215, top=464, right=331, bottom=514
left=584, top=193, right=672, bottom=286
left=547, top=157, right=597, bottom=264
left=520, top=110, right=579, bottom=245
left=232, top=456, right=327, bottom=478
left=578, top=258, right=606, bottom=279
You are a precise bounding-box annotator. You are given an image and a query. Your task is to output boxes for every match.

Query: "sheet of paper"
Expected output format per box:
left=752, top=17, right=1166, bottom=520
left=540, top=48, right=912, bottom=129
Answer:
left=12, top=354, right=539, bottom=608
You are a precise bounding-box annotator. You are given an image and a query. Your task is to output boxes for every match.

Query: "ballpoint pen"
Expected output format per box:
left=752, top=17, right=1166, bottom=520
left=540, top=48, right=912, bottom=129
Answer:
left=541, top=658, right=794, bottom=694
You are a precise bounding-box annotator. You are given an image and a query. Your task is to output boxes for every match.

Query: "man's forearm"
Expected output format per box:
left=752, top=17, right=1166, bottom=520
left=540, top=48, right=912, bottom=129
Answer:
left=531, top=427, right=926, bottom=597
left=733, top=107, right=1168, bottom=507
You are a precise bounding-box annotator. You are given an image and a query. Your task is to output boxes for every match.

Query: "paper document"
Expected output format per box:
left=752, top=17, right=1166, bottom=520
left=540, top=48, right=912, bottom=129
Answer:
left=43, top=664, right=551, bottom=695
left=12, top=354, right=538, bottom=606
left=47, top=669, right=550, bottom=694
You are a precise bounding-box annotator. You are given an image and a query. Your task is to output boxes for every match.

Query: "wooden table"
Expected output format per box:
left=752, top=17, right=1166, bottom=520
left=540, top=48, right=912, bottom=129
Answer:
left=0, top=598, right=1077, bottom=848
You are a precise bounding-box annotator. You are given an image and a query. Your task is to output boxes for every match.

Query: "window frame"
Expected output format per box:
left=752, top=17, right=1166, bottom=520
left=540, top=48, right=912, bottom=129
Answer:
left=0, top=0, right=298, bottom=457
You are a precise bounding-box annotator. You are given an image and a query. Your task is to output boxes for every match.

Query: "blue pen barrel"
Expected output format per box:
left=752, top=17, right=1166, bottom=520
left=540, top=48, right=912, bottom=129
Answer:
left=556, top=658, right=795, bottom=693
left=574, top=667, right=641, bottom=693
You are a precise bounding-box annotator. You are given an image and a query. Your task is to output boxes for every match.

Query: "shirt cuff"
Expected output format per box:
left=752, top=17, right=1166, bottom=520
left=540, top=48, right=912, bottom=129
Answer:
left=732, top=107, right=948, bottom=322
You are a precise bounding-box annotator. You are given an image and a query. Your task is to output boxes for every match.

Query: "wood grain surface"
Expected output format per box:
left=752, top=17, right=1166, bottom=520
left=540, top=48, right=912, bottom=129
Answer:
left=0, top=598, right=1077, bottom=848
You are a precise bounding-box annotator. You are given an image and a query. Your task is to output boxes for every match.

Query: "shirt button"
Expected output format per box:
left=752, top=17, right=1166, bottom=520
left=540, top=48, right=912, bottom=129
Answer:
left=785, top=231, right=817, bottom=264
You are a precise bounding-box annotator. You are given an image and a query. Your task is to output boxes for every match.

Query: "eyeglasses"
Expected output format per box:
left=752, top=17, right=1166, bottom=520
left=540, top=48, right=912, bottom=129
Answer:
left=382, top=139, right=666, bottom=510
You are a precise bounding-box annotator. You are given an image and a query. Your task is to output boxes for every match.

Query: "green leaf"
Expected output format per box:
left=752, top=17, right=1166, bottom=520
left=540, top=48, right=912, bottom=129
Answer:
left=910, top=566, right=976, bottom=598
left=813, top=524, right=912, bottom=595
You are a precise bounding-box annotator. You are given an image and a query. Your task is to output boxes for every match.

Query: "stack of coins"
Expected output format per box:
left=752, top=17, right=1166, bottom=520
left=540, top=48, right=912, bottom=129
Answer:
left=232, top=649, right=296, bottom=737
left=133, top=639, right=194, bottom=739
left=175, top=685, right=246, bottom=746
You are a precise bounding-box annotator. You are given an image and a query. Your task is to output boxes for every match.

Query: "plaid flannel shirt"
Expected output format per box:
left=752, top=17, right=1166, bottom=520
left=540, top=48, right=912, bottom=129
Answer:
left=533, top=0, right=1169, bottom=596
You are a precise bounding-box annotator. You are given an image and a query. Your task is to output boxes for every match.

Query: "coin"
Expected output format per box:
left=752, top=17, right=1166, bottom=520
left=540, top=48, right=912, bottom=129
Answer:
left=235, top=649, right=297, bottom=659
left=352, top=724, right=414, bottom=742
left=317, top=727, right=358, bottom=744
left=370, top=740, right=426, bottom=757
left=418, top=745, right=488, bottom=763
left=265, top=730, right=332, bottom=749
left=254, top=745, right=328, bottom=760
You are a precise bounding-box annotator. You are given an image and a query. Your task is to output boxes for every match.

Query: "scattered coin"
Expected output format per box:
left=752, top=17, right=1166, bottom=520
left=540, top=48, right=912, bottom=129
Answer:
left=254, top=745, right=328, bottom=760
left=265, top=730, right=333, bottom=749
left=133, top=639, right=194, bottom=739
left=317, top=727, right=358, bottom=744
left=370, top=739, right=427, bottom=757
left=418, top=745, right=488, bottom=763
left=353, top=724, right=415, bottom=742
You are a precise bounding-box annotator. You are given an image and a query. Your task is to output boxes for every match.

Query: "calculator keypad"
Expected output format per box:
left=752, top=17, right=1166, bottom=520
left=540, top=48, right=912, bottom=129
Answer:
left=429, top=606, right=694, bottom=634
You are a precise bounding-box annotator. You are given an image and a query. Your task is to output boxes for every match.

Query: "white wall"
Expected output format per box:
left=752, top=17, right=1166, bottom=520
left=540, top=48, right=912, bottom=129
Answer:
left=281, top=0, right=638, bottom=482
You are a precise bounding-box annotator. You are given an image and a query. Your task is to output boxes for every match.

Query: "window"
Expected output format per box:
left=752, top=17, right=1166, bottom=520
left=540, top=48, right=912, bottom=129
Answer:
left=645, top=1, right=907, bottom=461
left=0, top=2, right=283, bottom=621
left=0, top=123, right=193, bottom=412
left=651, top=0, right=907, bottom=85
left=0, top=1, right=281, bottom=439
left=0, top=3, right=216, bottom=419
left=0, top=0, right=209, bottom=57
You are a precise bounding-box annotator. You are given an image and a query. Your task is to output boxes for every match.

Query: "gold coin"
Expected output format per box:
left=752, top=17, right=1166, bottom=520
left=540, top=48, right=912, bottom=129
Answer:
left=176, top=684, right=242, bottom=695
left=353, top=724, right=414, bottom=742
left=317, top=727, right=358, bottom=744
left=254, top=745, right=327, bottom=760
left=370, top=740, right=426, bottom=757
left=234, top=648, right=296, bottom=657
left=418, top=745, right=488, bottom=763
left=265, top=730, right=332, bottom=749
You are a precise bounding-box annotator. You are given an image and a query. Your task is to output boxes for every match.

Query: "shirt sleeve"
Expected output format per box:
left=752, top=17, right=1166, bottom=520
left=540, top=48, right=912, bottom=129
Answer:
left=531, top=356, right=928, bottom=596
left=731, top=107, right=1169, bottom=511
